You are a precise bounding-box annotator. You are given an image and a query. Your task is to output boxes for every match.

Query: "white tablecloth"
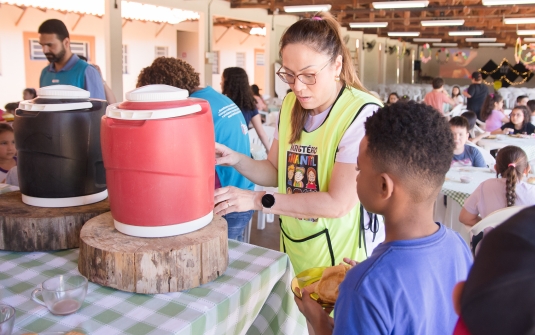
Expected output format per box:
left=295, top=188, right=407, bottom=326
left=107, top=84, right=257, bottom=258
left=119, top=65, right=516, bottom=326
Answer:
left=435, top=167, right=496, bottom=244
left=478, top=136, right=535, bottom=161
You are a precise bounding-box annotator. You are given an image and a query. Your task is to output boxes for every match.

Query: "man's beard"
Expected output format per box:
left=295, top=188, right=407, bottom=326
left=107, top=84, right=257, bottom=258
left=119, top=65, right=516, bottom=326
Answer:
left=45, top=47, right=66, bottom=63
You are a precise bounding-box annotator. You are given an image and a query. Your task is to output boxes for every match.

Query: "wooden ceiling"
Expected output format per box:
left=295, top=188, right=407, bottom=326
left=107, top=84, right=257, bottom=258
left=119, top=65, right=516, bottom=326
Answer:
left=226, top=0, right=535, bottom=47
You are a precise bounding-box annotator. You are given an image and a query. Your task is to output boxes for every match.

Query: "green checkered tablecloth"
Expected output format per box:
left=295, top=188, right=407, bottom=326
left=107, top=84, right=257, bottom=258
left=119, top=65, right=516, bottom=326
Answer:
left=0, top=241, right=307, bottom=335
left=442, top=167, right=496, bottom=206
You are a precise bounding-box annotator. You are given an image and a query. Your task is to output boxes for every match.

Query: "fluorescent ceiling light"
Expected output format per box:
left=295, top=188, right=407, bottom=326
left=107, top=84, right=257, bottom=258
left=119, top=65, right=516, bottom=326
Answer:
left=283, top=4, right=331, bottom=12
left=449, top=31, right=484, bottom=36
left=421, top=20, right=464, bottom=26
left=479, top=42, right=506, bottom=46
left=504, top=17, right=535, bottom=24
left=388, top=32, right=420, bottom=37
left=466, top=37, right=497, bottom=42
left=349, top=22, right=388, bottom=28
left=249, top=27, right=266, bottom=36
left=413, top=38, right=442, bottom=42
left=433, top=43, right=458, bottom=47
left=483, top=0, right=535, bottom=5
left=518, top=30, right=535, bottom=35
left=523, top=37, right=535, bottom=42
left=373, top=1, right=429, bottom=9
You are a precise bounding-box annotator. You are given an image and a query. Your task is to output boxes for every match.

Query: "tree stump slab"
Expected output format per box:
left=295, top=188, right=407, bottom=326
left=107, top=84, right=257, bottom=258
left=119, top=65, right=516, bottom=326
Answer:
left=78, top=212, right=228, bottom=294
left=0, top=191, right=110, bottom=251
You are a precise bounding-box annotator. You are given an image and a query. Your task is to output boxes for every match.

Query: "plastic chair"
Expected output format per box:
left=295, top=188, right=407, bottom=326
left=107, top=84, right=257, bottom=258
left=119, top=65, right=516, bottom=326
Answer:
left=476, top=119, right=486, bottom=131
left=469, top=205, right=528, bottom=255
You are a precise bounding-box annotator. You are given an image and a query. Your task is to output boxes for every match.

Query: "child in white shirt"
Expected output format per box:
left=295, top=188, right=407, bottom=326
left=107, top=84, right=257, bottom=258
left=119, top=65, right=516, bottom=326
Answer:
left=460, top=145, right=535, bottom=226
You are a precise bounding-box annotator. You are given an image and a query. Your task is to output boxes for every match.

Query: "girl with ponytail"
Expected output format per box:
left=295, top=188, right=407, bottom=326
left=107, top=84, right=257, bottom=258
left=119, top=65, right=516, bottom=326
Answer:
left=460, top=145, right=535, bottom=226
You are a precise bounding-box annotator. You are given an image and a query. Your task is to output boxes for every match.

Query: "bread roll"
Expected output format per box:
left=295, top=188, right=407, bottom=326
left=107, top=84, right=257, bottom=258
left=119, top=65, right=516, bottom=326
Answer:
left=528, top=177, right=535, bottom=184
left=314, top=264, right=350, bottom=304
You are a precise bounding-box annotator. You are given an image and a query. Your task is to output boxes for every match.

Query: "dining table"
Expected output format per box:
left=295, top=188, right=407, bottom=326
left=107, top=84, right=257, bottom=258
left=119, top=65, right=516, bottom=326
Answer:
left=435, top=166, right=497, bottom=244
left=478, top=135, right=535, bottom=162
left=0, top=240, right=307, bottom=335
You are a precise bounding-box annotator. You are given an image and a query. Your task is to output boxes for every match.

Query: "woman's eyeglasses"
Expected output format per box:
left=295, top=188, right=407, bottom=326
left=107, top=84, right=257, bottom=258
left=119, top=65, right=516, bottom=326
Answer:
left=276, top=59, right=331, bottom=85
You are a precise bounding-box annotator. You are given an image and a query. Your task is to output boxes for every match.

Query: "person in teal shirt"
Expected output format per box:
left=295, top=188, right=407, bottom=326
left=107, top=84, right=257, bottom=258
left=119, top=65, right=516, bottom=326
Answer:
left=38, top=19, right=105, bottom=100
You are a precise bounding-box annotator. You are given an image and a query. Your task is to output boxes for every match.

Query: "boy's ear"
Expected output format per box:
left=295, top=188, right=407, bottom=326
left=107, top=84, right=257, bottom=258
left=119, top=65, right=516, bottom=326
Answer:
left=379, top=173, right=394, bottom=200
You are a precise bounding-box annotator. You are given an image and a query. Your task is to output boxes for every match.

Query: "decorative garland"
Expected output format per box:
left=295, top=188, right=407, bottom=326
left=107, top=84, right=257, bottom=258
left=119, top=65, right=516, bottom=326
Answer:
left=435, top=48, right=450, bottom=64
left=515, top=37, right=535, bottom=71
left=419, top=43, right=432, bottom=63
left=479, top=57, right=532, bottom=87
left=454, top=51, right=468, bottom=61
left=397, top=42, right=407, bottom=60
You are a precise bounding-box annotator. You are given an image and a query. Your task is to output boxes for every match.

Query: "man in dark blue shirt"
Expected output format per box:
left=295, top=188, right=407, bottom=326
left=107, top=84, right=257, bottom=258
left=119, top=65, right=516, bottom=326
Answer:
left=38, top=19, right=105, bottom=100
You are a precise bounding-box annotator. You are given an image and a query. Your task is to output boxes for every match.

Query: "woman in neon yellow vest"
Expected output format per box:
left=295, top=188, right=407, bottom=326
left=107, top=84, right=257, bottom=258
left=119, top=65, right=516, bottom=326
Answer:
left=214, top=12, right=382, bottom=275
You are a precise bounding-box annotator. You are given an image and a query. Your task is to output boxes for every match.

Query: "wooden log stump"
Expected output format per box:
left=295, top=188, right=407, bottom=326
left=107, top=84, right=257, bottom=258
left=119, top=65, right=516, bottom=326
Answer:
left=0, top=191, right=110, bottom=252
left=78, top=212, right=228, bottom=294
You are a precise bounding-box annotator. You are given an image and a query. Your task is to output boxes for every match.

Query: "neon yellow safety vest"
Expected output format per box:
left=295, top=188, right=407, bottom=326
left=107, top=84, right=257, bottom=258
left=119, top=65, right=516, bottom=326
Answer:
left=277, top=86, right=382, bottom=275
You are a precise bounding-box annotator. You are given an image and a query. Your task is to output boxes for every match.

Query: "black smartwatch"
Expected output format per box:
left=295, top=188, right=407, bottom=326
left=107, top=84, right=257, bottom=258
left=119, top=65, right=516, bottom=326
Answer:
left=261, top=192, right=276, bottom=210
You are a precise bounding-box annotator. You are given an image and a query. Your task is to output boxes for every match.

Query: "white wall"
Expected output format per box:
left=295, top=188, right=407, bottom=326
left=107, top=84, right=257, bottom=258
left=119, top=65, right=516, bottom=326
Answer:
left=212, top=26, right=265, bottom=92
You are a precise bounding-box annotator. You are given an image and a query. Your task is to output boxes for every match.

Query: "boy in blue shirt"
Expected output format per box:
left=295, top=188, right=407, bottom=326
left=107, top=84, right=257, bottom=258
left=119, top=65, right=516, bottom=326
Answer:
left=296, top=101, right=472, bottom=335
left=450, top=116, right=486, bottom=168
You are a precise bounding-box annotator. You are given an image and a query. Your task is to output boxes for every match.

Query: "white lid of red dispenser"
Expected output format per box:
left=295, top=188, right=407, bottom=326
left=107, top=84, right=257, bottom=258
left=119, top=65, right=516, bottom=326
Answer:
left=106, top=85, right=201, bottom=120
left=126, top=84, right=188, bottom=102
left=18, top=85, right=92, bottom=112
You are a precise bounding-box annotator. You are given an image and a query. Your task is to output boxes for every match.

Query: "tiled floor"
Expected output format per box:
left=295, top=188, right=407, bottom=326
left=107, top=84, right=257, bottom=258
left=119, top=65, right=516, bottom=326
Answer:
left=249, top=212, right=280, bottom=251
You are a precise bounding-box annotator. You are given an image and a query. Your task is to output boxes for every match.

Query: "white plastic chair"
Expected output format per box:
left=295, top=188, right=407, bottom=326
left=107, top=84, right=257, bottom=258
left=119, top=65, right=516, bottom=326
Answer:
left=469, top=205, right=528, bottom=254
left=476, top=119, right=486, bottom=131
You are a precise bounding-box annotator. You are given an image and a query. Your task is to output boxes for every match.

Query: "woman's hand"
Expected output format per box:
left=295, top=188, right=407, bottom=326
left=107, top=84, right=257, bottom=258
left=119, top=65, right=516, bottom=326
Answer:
left=215, top=143, right=241, bottom=166
left=214, top=186, right=262, bottom=215
left=342, top=257, right=359, bottom=267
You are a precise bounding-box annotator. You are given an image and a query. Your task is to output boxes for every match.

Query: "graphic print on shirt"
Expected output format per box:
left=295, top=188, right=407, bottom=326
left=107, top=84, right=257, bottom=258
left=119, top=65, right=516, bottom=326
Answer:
left=218, top=103, right=248, bottom=134
left=287, top=143, right=319, bottom=222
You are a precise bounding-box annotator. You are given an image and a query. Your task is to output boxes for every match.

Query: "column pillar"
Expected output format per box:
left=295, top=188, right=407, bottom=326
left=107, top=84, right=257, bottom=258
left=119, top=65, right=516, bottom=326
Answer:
left=104, top=0, right=124, bottom=101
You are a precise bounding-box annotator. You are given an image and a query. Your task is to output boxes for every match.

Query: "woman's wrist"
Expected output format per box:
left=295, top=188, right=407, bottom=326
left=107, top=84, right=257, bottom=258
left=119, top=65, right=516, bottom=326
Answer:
left=254, top=191, right=267, bottom=212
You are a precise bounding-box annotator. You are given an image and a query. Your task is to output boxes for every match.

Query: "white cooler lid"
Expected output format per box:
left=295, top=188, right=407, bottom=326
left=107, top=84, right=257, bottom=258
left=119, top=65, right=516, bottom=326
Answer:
left=106, top=85, right=201, bottom=120
left=19, top=85, right=92, bottom=112
left=126, top=85, right=188, bottom=102
left=38, top=85, right=90, bottom=99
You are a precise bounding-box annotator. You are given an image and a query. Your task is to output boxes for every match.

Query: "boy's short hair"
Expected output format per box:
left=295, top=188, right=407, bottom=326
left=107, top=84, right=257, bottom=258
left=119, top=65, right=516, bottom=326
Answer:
left=449, top=116, right=470, bottom=132
left=4, top=102, right=18, bottom=112
left=38, top=19, right=70, bottom=41
left=527, top=99, right=535, bottom=113
left=365, top=101, right=454, bottom=202
left=136, top=57, right=200, bottom=94
left=460, top=206, right=535, bottom=335
left=432, top=77, right=444, bottom=89
left=516, top=95, right=528, bottom=103
left=471, top=71, right=481, bottom=80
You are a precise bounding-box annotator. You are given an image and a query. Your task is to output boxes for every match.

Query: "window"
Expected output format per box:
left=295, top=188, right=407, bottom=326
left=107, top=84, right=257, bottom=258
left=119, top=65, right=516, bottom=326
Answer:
left=236, top=52, right=245, bottom=68
left=212, top=51, right=219, bottom=74
left=30, top=39, right=89, bottom=61
left=71, top=42, right=89, bottom=60
left=122, top=45, right=128, bottom=74
left=155, top=46, right=168, bottom=59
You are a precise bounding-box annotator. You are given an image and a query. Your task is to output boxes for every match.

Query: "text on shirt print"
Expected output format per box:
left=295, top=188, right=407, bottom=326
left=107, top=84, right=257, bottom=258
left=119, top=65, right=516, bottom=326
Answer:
left=287, top=144, right=319, bottom=222
left=218, top=104, right=242, bottom=118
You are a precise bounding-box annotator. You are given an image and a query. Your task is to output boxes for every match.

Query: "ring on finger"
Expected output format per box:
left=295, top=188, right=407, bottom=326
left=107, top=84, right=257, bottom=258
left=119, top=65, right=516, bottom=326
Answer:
left=226, top=200, right=230, bottom=208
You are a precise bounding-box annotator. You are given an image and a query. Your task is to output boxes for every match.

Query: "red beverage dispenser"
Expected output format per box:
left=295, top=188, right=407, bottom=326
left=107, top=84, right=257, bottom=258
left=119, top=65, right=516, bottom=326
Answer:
left=101, top=85, right=215, bottom=237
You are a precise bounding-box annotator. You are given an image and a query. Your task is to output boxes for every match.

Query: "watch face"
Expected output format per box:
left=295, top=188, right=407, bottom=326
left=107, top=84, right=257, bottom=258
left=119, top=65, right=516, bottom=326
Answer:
left=262, top=194, right=275, bottom=208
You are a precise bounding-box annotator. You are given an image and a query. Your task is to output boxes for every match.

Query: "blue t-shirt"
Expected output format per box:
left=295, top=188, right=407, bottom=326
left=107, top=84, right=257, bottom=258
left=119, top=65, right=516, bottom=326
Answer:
left=40, top=54, right=105, bottom=100
left=191, top=86, right=254, bottom=191
left=333, top=223, right=472, bottom=335
left=451, top=144, right=486, bottom=167
left=241, top=108, right=259, bottom=128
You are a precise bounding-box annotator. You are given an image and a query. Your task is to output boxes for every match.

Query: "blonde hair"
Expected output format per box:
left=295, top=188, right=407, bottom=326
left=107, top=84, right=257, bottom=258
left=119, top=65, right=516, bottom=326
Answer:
left=279, top=11, right=369, bottom=143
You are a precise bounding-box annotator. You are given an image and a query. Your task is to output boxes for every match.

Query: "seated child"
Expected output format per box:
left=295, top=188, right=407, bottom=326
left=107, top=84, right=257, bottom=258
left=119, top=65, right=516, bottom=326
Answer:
left=516, top=94, right=529, bottom=106
left=480, top=93, right=508, bottom=133
left=0, top=124, right=16, bottom=183
left=296, top=101, right=472, bottom=335
left=461, top=111, right=489, bottom=144
left=423, top=77, right=456, bottom=115
left=452, top=206, right=535, bottom=335
left=492, top=105, right=535, bottom=135
left=459, top=145, right=535, bottom=226
left=450, top=116, right=486, bottom=167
